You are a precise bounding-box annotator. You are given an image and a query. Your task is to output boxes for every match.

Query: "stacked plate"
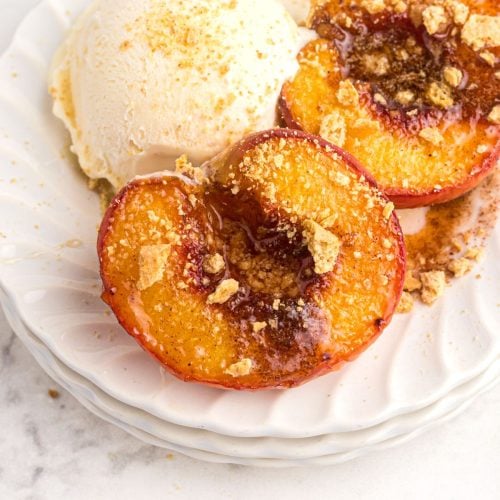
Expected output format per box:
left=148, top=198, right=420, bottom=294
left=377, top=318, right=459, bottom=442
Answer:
left=0, top=0, right=498, bottom=467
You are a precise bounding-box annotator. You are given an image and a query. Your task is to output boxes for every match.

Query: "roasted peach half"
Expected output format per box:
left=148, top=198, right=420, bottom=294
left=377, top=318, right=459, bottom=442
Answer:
left=280, top=0, right=499, bottom=208
left=98, top=129, right=405, bottom=390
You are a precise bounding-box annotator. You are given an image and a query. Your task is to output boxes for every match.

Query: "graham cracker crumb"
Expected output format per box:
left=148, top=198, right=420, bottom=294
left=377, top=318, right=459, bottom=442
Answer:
left=188, top=194, right=197, bottom=206
left=361, top=0, right=386, bottom=15
left=404, top=271, right=422, bottom=291
left=203, top=253, right=225, bottom=274
left=225, top=358, right=252, bottom=377
left=479, top=51, right=495, bottom=66
left=353, top=117, right=380, bottom=130
left=419, top=127, right=444, bottom=145
left=137, top=244, right=171, bottom=291
left=336, top=80, right=359, bottom=106
left=408, top=4, right=425, bottom=28
left=334, top=172, right=351, bottom=187
left=461, top=15, right=500, bottom=51
left=383, top=202, right=395, bottom=220
left=395, top=90, right=415, bottom=105
left=374, top=93, right=387, bottom=105
left=451, top=238, right=463, bottom=251
left=175, top=154, right=205, bottom=183
left=464, top=247, right=483, bottom=260
left=273, top=153, right=284, bottom=168
left=426, top=81, right=454, bottom=108
left=422, top=5, right=449, bottom=35
left=444, top=0, right=468, bottom=25
left=448, top=257, right=473, bottom=277
left=319, top=111, right=347, bottom=147
left=175, top=154, right=192, bottom=172
left=394, top=1, right=407, bottom=14
left=443, top=66, right=462, bottom=87
left=207, top=279, right=239, bottom=304
left=342, top=15, right=353, bottom=28
left=302, top=219, right=341, bottom=274
left=397, top=291, right=414, bottom=313
left=363, top=54, right=390, bottom=76
left=396, top=48, right=410, bottom=61
left=487, top=105, right=500, bottom=125
left=147, top=210, right=160, bottom=223
left=420, top=271, right=446, bottom=304
left=252, top=321, right=267, bottom=333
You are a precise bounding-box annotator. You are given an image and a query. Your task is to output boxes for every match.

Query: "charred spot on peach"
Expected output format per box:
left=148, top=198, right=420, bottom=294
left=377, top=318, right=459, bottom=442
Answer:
left=98, top=129, right=406, bottom=390
left=281, top=0, right=500, bottom=208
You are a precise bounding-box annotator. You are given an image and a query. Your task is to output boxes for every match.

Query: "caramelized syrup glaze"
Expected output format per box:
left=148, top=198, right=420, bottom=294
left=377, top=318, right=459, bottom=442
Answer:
left=312, top=9, right=499, bottom=134
left=99, top=130, right=406, bottom=388
left=189, top=185, right=330, bottom=368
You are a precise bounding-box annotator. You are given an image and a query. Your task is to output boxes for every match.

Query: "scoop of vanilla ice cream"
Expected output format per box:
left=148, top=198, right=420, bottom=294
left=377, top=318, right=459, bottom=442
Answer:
left=49, top=0, right=300, bottom=189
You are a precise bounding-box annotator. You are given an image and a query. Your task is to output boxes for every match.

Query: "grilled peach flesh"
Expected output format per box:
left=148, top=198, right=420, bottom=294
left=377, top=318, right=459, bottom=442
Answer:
left=98, top=129, right=406, bottom=389
left=280, top=0, right=499, bottom=208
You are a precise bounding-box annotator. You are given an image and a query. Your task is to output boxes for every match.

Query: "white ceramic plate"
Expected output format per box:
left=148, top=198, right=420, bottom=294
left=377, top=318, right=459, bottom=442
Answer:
left=0, top=0, right=499, bottom=441
left=4, top=291, right=499, bottom=466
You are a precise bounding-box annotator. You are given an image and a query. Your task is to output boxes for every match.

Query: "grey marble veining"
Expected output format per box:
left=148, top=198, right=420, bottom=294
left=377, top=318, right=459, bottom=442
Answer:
left=0, top=315, right=169, bottom=498
left=1, top=307, right=500, bottom=500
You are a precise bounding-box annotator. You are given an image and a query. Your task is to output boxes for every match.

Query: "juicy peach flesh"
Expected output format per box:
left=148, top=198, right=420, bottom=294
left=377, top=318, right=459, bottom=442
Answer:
left=280, top=2, right=499, bottom=208
left=98, top=129, right=405, bottom=389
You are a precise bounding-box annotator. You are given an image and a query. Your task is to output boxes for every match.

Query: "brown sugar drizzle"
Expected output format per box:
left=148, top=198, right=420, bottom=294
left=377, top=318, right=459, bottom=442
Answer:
left=311, top=8, right=500, bottom=134
left=193, top=186, right=331, bottom=374
left=402, top=170, right=499, bottom=307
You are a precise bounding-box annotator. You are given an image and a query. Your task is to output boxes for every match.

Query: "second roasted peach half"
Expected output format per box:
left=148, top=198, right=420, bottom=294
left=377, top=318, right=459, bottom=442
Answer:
left=280, top=0, right=499, bottom=208
left=98, top=129, right=405, bottom=390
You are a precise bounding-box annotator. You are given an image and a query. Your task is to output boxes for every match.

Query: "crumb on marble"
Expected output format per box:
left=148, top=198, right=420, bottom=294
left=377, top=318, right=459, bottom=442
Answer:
left=48, top=389, right=60, bottom=399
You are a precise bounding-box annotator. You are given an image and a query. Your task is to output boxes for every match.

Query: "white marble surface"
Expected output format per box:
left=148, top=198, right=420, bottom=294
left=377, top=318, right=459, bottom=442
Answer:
left=1, top=2, right=499, bottom=499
